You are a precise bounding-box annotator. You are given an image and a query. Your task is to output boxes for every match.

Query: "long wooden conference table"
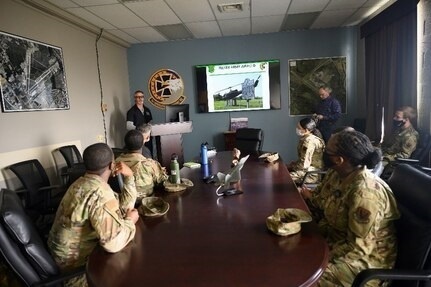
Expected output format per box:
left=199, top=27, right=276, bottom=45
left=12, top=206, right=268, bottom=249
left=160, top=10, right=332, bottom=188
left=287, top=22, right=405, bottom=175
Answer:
left=86, top=151, right=328, bottom=287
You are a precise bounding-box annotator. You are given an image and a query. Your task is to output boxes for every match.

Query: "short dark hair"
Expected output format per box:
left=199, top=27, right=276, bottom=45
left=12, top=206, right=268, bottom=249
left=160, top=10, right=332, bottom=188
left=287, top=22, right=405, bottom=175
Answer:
left=134, top=90, right=144, bottom=96
left=124, top=130, right=144, bottom=151
left=299, top=117, right=317, bottom=132
left=83, top=143, right=113, bottom=172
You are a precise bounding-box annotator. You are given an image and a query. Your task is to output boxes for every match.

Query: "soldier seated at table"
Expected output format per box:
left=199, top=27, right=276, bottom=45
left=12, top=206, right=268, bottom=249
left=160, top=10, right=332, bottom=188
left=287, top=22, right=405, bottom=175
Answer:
left=116, top=130, right=168, bottom=200
left=300, top=130, right=399, bottom=287
left=286, top=117, right=325, bottom=184
left=48, top=143, right=139, bottom=287
left=380, top=106, right=419, bottom=179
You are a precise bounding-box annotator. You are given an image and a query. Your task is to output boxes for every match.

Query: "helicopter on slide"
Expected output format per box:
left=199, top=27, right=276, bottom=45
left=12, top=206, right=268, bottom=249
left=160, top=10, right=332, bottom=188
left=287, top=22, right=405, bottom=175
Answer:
left=213, top=75, right=261, bottom=107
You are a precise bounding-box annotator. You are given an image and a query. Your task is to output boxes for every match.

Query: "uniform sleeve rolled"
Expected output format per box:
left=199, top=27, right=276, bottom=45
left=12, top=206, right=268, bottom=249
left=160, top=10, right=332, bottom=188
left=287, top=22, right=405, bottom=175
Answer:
left=90, top=198, right=136, bottom=253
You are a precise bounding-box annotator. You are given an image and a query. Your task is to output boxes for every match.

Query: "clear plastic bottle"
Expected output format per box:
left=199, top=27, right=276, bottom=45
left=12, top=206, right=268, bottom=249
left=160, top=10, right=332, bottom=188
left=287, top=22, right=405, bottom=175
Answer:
left=170, top=154, right=180, bottom=184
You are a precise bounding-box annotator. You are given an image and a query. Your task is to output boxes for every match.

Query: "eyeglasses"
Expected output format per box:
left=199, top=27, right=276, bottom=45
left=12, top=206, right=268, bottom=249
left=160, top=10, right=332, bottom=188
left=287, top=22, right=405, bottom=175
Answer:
left=134, top=96, right=144, bottom=99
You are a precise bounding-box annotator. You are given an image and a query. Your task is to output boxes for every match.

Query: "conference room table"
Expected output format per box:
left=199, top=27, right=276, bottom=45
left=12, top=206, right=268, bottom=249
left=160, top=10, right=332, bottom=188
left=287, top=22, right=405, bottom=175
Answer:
left=86, top=151, right=329, bottom=287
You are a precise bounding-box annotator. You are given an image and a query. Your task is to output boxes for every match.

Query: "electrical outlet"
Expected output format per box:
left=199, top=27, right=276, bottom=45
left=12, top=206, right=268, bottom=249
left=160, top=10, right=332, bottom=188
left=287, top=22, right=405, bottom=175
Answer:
left=96, top=135, right=104, bottom=142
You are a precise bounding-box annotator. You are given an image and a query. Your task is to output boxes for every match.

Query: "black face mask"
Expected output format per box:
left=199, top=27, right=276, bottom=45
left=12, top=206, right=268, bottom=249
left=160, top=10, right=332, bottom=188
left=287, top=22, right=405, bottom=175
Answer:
left=393, top=119, right=405, bottom=128
left=323, top=152, right=337, bottom=168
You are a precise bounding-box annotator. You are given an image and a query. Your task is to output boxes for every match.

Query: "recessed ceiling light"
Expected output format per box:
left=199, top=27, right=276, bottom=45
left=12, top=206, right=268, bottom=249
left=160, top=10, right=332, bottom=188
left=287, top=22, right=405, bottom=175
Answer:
left=217, top=2, right=243, bottom=13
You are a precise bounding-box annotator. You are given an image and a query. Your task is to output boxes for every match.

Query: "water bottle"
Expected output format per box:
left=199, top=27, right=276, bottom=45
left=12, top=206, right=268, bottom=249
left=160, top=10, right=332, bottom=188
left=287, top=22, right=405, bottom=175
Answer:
left=170, top=154, right=180, bottom=184
left=201, top=143, right=208, bottom=165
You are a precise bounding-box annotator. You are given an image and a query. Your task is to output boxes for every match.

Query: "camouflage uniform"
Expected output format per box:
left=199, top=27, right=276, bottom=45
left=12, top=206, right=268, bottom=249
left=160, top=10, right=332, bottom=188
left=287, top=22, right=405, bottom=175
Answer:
left=290, top=134, right=325, bottom=184
left=307, top=167, right=400, bottom=287
left=48, top=174, right=137, bottom=287
left=116, top=152, right=168, bottom=199
left=382, top=126, right=419, bottom=162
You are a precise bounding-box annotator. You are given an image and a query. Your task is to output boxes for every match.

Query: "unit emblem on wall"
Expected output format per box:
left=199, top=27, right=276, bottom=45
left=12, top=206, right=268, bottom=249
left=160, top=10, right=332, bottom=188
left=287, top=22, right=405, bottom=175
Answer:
left=148, top=69, right=185, bottom=109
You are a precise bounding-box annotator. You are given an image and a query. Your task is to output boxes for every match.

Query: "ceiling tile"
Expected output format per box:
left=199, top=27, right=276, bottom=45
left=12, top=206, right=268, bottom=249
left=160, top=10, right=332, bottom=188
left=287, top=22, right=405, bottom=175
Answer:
left=107, top=29, right=141, bottom=44
left=186, top=21, right=222, bottom=39
left=165, top=0, right=215, bottom=22
left=45, top=0, right=79, bottom=8
left=124, top=1, right=181, bottom=26
left=71, top=0, right=118, bottom=6
left=209, top=0, right=251, bottom=20
left=122, top=26, right=167, bottom=43
left=218, top=18, right=251, bottom=36
left=326, top=0, right=367, bottom=10
left=86, top=4, right=148, bottom=28
left=282, top=12, right=320, bottom=31
left=155, top=24, right=193, bottom=40
left=343, top=7, right=374, bottom=26
left=66, top=7, right=116, bottom=29
left=251, top=0, right=291, bottom=17
left=311, top=9, right=356, bottom=29
left=288, top=0, right=329, bottom=14
left=362, top=0, right=394, bottom=8
left=252, top=15, right=284, bottom=33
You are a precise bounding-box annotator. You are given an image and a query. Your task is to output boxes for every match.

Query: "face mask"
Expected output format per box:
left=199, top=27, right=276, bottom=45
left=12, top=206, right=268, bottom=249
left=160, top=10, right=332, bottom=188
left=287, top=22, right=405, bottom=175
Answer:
left=323, top=152, right=337, bottom=168
left=393, top=119, right=405, bottom=128
left=296, top=128, right=305, bottom=137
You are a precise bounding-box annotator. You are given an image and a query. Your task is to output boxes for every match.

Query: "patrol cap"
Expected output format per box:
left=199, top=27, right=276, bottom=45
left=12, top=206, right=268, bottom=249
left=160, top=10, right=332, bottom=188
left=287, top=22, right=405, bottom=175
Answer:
left=266, top=208, right=312, bottom=236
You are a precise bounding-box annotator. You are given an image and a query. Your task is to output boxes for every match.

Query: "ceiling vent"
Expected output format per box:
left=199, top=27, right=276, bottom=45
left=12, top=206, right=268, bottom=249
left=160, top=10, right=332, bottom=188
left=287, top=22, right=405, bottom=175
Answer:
left=217, top=2, right=243, bottom=13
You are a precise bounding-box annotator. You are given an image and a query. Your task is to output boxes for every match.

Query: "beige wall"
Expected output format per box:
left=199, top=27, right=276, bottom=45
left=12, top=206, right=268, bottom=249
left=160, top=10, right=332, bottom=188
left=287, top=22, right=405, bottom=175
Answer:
left=0, top=0, right=131, bottom=187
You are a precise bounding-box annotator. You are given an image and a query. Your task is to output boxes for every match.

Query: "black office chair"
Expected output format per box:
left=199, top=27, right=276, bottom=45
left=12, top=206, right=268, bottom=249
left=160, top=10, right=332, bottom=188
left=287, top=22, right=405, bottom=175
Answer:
left=55, top=145, right=85, bottom=187
left=352, top=164, right=431, bottom=287
left=396, top=130, right=431, bottom=167
left=235, top=128, right=263, bottom=152
left=0, top=189, right=85, bottom=287
left=6, top=159, right=65, bottom=221
left=352, top=118, right=366, bottom=134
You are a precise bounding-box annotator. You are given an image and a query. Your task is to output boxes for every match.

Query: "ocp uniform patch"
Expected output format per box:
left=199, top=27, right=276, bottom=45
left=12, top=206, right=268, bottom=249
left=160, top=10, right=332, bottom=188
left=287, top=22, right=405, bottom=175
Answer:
left=354, top=207, right=371, bottom=223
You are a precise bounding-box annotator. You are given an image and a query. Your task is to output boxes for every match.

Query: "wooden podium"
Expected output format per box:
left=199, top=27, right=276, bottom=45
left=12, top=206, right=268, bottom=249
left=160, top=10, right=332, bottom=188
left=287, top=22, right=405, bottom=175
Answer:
left=151, top=121, right=193, bottom=169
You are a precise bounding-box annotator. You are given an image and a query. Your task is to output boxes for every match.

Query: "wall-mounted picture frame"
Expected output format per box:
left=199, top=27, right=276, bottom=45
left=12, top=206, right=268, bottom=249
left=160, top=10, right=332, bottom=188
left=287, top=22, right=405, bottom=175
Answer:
left=0, top=31, right=69, bottom=112
left=288, top=56, right=346, bottom=116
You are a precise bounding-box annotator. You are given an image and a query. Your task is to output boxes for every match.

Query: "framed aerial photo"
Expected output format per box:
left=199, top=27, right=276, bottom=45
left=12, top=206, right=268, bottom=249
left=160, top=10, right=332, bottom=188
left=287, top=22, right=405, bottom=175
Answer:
left=0, top=31, right=69, bottom=112
left=288, top=56, right=346, bottom=116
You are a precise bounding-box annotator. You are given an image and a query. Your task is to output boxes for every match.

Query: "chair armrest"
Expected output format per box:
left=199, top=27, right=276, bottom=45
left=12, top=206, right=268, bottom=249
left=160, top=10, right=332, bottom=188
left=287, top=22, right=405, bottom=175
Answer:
left=352, top=269, right=431, bottom=287
left=32, top=265, right=86, bottom=287
left=395, top=158, right=419, bottom=164
left=299, top=170, right=327, bottom=187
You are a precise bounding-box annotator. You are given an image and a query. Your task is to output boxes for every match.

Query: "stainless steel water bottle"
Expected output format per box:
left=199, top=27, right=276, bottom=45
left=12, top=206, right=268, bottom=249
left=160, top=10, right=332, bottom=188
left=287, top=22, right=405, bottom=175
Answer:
left=170, top=154, right=180, bottom=184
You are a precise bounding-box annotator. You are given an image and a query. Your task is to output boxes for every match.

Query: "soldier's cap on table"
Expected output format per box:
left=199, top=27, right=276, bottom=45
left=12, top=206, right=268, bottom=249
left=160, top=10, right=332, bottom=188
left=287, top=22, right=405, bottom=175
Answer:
left=259, top=152, right=279, bottom=163
left=163, top=178, right=194, bottom=192
left=139, top=197, right=169, bottom=217
left=266, top=208, right=312, bottom=236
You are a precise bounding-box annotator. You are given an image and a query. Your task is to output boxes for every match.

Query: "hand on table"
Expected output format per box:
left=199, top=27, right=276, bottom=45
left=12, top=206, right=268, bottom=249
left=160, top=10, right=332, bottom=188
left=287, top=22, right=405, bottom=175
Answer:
left=298, top=185, right=313, bottom=200
left=126, top=208, right=139, bottom=224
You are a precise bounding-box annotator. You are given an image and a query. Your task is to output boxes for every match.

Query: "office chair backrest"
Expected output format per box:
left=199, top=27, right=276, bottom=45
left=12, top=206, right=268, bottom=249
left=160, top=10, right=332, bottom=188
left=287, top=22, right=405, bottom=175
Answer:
left=7, top=159, right=50, bottom=210
left=410, top=131, right=431, bottom=167
left=58, top=145, right=83, bottom=168
left=235, top=128, right=263, bottom=152
left=388, top=164, right=431, bottom=287
left=0, top=189, right=60, bottom=286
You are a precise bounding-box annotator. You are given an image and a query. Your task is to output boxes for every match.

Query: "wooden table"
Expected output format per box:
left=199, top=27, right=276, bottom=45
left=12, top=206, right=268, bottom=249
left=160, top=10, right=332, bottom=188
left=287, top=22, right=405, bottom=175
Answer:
left=86, top=152, right=328, bottom=287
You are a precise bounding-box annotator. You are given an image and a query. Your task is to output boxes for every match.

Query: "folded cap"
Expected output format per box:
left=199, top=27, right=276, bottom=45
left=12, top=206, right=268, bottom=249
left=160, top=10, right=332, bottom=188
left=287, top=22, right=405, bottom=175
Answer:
left=139, top=197, right=169, bottom=217
left=266, top=208, right=312, bottom=236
